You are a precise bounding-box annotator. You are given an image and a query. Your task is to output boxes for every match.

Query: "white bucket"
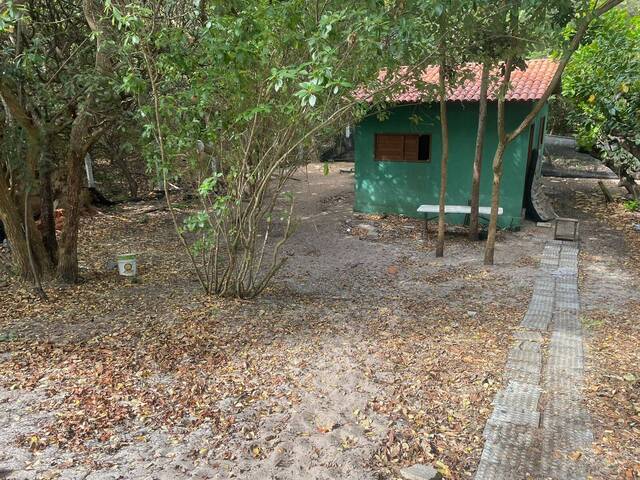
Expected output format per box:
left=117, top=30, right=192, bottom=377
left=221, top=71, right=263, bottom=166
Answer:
left=117, top=254, right=137, bottom=277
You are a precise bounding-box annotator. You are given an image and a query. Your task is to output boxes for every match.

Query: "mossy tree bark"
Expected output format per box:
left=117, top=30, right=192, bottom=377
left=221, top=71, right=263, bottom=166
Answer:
left=0, top=82, right=54, bottom=278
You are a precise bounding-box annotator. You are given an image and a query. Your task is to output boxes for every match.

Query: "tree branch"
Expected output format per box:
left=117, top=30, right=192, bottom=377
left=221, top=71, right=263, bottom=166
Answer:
left=506, top=0, right=624, bottom=143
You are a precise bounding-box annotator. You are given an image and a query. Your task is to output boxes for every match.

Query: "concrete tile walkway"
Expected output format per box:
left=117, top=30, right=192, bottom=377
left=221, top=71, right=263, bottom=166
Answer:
left=475, top=240, right=591, bottom=479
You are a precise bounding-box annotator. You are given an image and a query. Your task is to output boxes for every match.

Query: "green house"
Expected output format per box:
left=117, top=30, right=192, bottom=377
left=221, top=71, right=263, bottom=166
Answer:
left=354, top=59, right=557, bottom=229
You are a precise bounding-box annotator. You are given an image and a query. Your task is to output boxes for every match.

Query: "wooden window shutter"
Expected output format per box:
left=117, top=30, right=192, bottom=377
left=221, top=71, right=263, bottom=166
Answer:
left=375, top=134, right=405, bottom=160
left=375, top=133, right=430, bottom=161
left=403, top=135, right=419, bottom=161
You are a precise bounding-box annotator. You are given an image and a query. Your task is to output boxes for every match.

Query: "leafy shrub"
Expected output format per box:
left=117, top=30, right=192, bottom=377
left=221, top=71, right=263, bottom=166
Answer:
left=576, top=125, right=599, bottom=153
left=623, top=199, right=639, bottom=212
left=563, top=9, right=640, bottom=193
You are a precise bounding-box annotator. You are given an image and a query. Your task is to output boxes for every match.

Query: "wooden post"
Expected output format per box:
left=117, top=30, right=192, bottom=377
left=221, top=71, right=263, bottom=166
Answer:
left=423, top=215, right=429, bottom=244
left=597, top=180, right=614, bottom=203
left=84, top=153, right=96, bottom=189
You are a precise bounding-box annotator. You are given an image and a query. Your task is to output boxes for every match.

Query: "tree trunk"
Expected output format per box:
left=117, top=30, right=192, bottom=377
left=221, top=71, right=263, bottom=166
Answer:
left=616, top=139, right=640, bottom=199
left=483, top=141, right=506, bottom=265
left=111, top=149, right=139, bottom=199
left=57, top=110, right=92, bottom=283
left=39, top=136, right=58, bottom=265
left=56, top=0, right=112, bottom=282
left=469, top=63, right=490, bottom=240
left=481, top=2, right=622, bottom=265
left=435, top=53, right=449, bottom=258
left=0, top=175, right=32, bottom=277
left=483, top=58, right=512, bottom=266
left=0, top=83, right=54, bottom=278
left=24, top=189, right=47, bottom=298
left=0, top=171, right=52, bottom=278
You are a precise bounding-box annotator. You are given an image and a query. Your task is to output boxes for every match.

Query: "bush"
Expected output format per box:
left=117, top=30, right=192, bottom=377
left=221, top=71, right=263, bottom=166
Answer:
left=623, top=199, right=639, bottom=212
left=575, top=125, right=599, bottom=153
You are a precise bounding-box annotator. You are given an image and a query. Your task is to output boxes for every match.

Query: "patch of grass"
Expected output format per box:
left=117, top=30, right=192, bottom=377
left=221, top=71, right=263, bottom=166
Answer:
left=623, top=199, right=639, bottom=212
left=582, top=315, right=604, bottom=330
left=0, top=331, right=17, bottom=342
left=171, top=201, right=191, bottom=210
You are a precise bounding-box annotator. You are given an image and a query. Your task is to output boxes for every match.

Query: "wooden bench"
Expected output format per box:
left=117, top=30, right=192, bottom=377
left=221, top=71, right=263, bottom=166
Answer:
left=417, top=204, right=504, bottom=239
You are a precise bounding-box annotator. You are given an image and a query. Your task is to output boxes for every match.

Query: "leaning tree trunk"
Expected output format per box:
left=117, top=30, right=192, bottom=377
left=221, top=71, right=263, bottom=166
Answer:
left=483, top=141, right=506, bottom=265
left=469, top=63, right=490, bottom=240
left=614, top=139, right=639, bottom=199
left=483, top=59, right=512, bottom=266
left=435, top=53, right=449, bottom=258
left=57, top=110, right=92, bottom=282
left=110, top=147, right=139, bottom=199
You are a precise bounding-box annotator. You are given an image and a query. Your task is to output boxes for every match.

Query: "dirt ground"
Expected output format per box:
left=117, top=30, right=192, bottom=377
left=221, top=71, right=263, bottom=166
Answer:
left=0, top=162, right=638, bottom=480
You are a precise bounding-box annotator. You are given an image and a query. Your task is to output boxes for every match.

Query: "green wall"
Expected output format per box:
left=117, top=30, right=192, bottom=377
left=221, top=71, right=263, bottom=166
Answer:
left=354, top=101, right=549, bottom=229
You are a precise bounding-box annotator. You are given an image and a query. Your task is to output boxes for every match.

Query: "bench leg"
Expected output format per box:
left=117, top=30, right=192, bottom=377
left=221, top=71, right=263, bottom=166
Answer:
left=423, top=215, right=429, bottom=243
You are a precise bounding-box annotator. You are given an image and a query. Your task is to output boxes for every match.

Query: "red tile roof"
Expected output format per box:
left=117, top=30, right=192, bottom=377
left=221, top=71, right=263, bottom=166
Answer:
left=368, top=58, right=558, bottom=103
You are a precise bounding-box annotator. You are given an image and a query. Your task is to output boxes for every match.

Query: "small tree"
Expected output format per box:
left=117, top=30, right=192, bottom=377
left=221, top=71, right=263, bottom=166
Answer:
left=483, top=0, right=623, bottom=265
left=116, top=1, right=419, bottom=297
left=0, top=0, right=118, bottom=284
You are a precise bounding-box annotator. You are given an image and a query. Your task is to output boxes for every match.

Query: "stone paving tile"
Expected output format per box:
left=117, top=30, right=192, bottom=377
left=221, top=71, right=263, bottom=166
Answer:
left=475, top=439, right=538, bottom=480
left=547, top=353, right=584, bottom=370
left=544, top=376, right=584, bottom=396
left=475, top=456, right=535, bottom=480
left=521, top=317, right=551, bottom=331
left=512, top=339, right=542, bottom=352
left=505, top=358, right=542, bottom=376
left=554, top=310, right=581, bottom=324
left=507, top=347, right=542, bottom=365
left=539, top=439, right=588, bottom=480
left=503, top=366, right=541, bottom=385
left=533, top=279, right=555, bottom=292
left=554, top=318, right=582, bottom=333
left=513, top=330, right=544, bottom=343
left=485, top=406, right=540, bottom=431
left=475, top=241, right=591, bottom=480
left=482, top=421, right=534, bottom=443
left=541, top=421, right=594, bottom=450
left=492, top=383, right=542, bottom=413
left=551, top=268, right=578, bottom=278
left=555, top=302, right=580, bottom=312
left=549, top=343, right=583, bottom=359
left=550, top=331, right=582, bottom=350
left=543, top=394, right=589, bottom=415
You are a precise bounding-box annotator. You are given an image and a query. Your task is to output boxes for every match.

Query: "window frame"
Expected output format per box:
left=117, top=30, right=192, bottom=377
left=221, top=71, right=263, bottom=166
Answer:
left=538, top=117, right=546, bottom=145
left=374, top=133, right=432, bottom=163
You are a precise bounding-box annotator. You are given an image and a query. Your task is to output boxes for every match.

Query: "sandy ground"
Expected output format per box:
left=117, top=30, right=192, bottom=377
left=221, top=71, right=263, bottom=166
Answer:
left=0, top=162, right=638, bottom=479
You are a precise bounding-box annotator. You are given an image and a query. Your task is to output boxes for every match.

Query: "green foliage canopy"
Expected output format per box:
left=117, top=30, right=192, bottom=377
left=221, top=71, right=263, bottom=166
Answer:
left=563, top=8, right=640, bottom=170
